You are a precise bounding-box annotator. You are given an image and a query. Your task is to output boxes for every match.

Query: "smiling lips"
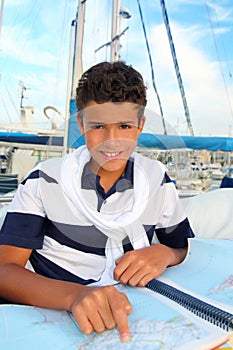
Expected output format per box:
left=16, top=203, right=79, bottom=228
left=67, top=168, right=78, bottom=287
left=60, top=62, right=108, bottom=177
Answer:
left=100, top=151, right=122, bottom=160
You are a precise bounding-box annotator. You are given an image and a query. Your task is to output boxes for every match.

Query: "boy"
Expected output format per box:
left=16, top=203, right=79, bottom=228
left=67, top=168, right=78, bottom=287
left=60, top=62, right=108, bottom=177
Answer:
left=0, top=61, right=194, bottom=343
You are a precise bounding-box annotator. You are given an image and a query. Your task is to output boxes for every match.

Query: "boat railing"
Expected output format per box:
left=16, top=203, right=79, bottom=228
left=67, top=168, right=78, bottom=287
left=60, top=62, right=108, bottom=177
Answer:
left=0, top=174, right=18, bottom=195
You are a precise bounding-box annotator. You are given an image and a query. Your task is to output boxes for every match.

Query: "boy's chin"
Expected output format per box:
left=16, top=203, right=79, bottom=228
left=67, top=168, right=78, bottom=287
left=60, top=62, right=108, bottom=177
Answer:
left=97, top=159, right=128, bottom=173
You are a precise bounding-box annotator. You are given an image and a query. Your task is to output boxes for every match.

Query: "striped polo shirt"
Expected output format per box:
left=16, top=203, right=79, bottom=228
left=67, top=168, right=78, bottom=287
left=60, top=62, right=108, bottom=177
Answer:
left=0, top=150, right=194, bottom=285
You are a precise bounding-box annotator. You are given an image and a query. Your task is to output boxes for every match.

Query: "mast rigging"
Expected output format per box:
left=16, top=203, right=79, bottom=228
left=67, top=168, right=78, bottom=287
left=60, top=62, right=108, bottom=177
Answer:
left=160, top=0, right=194, bottom=136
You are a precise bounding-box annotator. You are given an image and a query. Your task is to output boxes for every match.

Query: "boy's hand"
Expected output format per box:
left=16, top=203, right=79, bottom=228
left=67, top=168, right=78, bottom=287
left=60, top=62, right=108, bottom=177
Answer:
left=70, top=285, right=132, bottom=342
left=114, top=244, right=187, bottom=287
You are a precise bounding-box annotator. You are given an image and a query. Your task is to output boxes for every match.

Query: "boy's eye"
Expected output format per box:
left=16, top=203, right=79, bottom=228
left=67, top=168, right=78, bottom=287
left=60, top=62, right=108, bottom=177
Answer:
left=92, top=124, right=104, bottom=129
left=120, top=124, right=132, bottom=129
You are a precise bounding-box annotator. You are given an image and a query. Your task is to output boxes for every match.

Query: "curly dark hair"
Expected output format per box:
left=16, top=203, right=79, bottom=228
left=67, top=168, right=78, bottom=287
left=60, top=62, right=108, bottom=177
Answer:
left=76, top=61, right=147, bottom=120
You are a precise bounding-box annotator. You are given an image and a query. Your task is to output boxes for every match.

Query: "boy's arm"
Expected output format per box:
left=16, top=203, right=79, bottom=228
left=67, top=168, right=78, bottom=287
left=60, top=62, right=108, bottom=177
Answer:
left=0, top=245, right=132, bottom=342
left=114, top=244, right=187, bottom=287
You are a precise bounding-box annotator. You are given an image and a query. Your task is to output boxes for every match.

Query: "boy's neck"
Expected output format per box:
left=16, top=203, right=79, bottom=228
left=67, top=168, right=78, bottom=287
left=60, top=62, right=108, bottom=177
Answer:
left=88, top=159, right=127, bottom=193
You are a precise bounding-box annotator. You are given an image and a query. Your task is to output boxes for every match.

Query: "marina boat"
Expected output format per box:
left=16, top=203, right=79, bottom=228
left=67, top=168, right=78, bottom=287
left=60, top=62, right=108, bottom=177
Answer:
left=209, top=163, right=225, bottom=180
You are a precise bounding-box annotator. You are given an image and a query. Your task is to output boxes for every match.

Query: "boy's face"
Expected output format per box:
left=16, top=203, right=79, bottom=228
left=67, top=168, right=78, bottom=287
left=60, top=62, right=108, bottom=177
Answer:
left=77, top=101, right=145, bottom=174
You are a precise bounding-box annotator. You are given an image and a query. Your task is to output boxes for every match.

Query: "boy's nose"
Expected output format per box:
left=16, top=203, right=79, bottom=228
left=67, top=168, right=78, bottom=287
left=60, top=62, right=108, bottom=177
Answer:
left=102, top=127, right=121, bottom=146
left=103, top=137, right=121, bottom=148
left=104, top=127, right=120, bottom=140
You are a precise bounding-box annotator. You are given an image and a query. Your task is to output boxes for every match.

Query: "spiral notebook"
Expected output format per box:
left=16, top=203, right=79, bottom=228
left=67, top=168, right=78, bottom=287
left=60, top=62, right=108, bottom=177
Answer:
left=141, top=279, right=233, bottom=350
left=143, top=238, right=233, bottom=350
left=146, top=279, right=233, bottom=333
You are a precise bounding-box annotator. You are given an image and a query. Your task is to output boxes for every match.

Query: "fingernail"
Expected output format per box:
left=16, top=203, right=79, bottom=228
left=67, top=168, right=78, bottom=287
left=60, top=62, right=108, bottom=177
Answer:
left=120, top=333, right=130, bottom=343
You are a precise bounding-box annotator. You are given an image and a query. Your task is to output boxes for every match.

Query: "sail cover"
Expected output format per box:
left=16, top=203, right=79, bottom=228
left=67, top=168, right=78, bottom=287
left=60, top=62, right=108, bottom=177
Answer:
left=1, top=107, right=233, bottom=152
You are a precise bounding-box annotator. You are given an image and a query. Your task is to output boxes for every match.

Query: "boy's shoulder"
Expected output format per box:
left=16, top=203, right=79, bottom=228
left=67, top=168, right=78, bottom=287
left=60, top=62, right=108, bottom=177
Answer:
left=24, top=156, right=64, bottom=183
left=133, top=152, right=166, bottom=172
left=133, top=152, right=167, bottom=188
left=39, top=156, right=63, bottom=169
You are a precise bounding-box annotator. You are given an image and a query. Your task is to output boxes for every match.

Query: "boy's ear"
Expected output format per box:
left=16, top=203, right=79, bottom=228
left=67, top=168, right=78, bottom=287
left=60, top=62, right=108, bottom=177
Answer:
left=76, top=114, right=85, bottom=135
left=138, top=115, right=146, bottom=134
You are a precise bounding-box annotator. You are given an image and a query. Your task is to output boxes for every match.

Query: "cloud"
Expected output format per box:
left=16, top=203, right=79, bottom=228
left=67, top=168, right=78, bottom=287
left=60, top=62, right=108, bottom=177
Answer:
left=139, top=19, right=233, bottom=136
left=1, top=0, right=233, bottom=136
left=1, top=25, right=56, bottom=68
left=2, top=0, right=29, bottom=6
left=206, top=1, right=233, bottom=23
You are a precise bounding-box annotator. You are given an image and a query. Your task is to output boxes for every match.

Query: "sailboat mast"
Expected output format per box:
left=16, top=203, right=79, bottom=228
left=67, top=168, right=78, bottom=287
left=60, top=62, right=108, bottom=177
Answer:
left=71, top=0, right=86, bottom=98
left=111, top=0, right=121, bottom=62
left=63, top=0, right=86, bottom=155
left=0, top=0, right=5, bottom=45
left=160, top=0, right=194, bottom=136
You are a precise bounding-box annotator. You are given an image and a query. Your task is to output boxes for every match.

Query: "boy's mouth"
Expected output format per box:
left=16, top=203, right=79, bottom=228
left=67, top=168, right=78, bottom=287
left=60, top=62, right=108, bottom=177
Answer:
left=100, top=151, right=122, bottom=160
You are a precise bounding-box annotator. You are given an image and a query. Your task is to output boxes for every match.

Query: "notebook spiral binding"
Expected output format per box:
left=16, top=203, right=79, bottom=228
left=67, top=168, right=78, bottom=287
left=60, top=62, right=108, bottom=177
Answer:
left=146, top=279, right=233, bottom=331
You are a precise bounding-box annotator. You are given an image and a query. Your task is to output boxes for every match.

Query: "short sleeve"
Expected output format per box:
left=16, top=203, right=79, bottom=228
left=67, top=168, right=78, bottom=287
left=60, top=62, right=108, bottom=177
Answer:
left=0, top=167, right=46, bottom=249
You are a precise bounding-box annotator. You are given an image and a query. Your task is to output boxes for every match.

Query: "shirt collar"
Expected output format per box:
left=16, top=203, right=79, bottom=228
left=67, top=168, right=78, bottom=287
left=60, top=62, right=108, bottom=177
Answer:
left=81, top=158, right=134, bottom=195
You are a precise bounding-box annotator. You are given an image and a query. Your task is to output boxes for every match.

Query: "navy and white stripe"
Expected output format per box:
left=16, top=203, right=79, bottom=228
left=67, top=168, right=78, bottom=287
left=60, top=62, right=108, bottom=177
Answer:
left=0, top=154, right=194, bottom=284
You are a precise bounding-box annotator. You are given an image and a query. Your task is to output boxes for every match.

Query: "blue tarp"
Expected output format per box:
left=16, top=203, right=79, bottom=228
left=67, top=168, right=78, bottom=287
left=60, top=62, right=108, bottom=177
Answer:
left=1, top=108, right=233, bottom=152
left=68, top=132, right=233, bottom=152
left=138, top=134, right=233, bottom=152
left=68, top=99, right=233, bottom=151
left=0, top=132, right=63, bottom=146
left=1, top=129, right=233, bottom=152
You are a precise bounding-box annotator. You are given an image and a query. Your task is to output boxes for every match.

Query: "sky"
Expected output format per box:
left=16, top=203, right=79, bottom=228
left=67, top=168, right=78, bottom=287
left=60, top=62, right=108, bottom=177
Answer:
left=0, top=0, right=233, bottom=137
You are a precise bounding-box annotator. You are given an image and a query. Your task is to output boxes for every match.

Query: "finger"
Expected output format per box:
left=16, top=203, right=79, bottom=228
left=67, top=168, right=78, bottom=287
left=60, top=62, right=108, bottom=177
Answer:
left=114, top=262, right=128, bottom=281
left=74, top=304, right=108, bottom=334
left=115, top=255, right=123, bottom=265
left=114, top=307, right=130, bottom=342
left=114, top=255, right=134, bottom=281
left=115, top=262, right=142, bottom=285
left=110, top=293, right=132, bottom=342
left=119, top=292, right=133, bottom=314
left=93, top=289, right=132, bottom=333
left=95, top=301, right=116, bottom=331
left=73, top=311, right=94, bottom=335
left=87, top=310, right=107, bottom=333
left=128, top=271, right=153, bottom=287
left=115, top=251, right=133, bottom=268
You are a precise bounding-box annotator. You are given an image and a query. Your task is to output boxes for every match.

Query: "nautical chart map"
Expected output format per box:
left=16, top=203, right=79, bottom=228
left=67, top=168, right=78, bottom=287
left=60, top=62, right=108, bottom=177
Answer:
left=0, top=239, right=232, bottom=350
left=161, top=239, right=233, bottom=309
left=78, top=316, right=206, bottom=349
left=0, top=290, right=213, bottom=350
